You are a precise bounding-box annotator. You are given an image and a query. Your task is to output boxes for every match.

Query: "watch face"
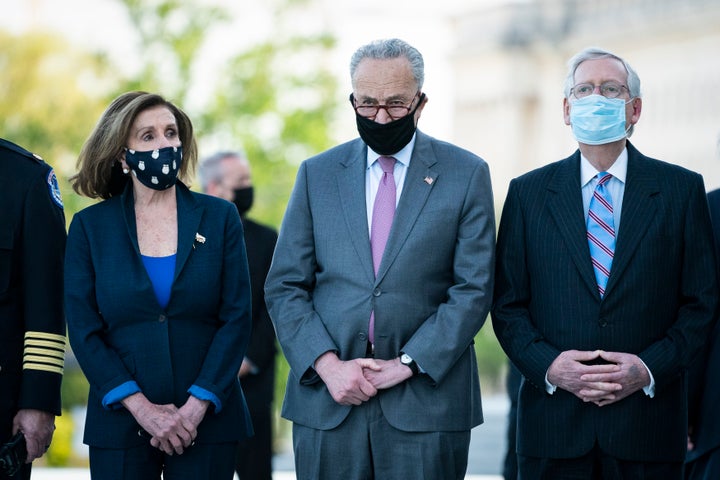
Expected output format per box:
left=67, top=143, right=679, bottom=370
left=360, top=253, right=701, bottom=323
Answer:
left=401, top=353, right=412, bottom=364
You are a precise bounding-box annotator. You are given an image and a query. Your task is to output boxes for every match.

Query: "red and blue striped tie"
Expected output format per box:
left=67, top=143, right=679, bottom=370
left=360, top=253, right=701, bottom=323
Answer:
left=587, top=172, right=615, bottom=298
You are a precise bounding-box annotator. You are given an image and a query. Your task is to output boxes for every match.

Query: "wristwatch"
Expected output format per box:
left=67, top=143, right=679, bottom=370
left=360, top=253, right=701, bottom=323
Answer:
left=400, top=353, right=419, bottom=376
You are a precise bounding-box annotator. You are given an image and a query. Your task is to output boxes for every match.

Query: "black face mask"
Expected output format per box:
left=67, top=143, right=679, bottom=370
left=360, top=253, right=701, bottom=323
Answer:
left=232, top=186, right=254, bottom=216
left=351, top=93, right=425, bottom=155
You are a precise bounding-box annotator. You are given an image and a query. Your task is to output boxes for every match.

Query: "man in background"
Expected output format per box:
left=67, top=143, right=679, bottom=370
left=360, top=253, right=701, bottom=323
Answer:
left=200, top=150, right=278, bottom=480
left=0, top=138, right=66, bottom=479
left=685, top=135, right=720, bottom=479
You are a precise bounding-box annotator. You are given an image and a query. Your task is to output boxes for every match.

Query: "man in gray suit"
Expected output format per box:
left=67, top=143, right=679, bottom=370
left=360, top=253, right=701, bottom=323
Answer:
left=492, top=47, right=718, bottom=479
left=265, top=38, right=495, bottom=479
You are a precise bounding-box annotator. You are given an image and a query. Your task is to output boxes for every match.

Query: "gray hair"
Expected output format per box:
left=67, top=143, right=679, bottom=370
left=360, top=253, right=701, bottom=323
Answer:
left=198, top=150, right=248, bottom=192
left=564, top=47, right=642, bottom=99
left=350, top=38, right=425, bottom=90
left=564, top=47, right=642, bottom=137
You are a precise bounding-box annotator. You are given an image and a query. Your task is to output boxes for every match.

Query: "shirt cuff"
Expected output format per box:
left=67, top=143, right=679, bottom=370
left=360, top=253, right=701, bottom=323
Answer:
left=639, top=358, right=655, bottom=398
left=244, top=357, right=259, bottom=375
left=188, top=385, right=222, bottom=413
left=102, top=381, right=141, bottom=410
left=545, top=371, right=557, bottom=395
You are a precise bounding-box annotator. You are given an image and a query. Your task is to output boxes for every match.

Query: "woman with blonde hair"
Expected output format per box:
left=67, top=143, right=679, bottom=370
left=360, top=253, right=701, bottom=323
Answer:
left=65, top=91, right=253, bottom=479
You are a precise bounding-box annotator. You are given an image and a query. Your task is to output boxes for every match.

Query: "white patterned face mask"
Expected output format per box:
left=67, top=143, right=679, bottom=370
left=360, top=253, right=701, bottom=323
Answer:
left=124, top=145, right=183, bottom=190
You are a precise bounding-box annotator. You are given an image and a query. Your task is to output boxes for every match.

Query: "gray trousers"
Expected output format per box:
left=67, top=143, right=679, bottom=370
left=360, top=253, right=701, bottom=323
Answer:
left=292, top=396, right=471, bottom=480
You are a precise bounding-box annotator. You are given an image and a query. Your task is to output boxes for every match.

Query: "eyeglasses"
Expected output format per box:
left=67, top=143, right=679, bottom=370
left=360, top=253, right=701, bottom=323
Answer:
left=350, top=92, right=421, bottom=119
left=571, top=82, right=628, bottom=99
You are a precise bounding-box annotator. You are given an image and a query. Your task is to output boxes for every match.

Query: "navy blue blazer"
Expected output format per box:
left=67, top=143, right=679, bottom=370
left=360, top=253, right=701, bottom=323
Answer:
left=65, top=182, right=253, bottom=448
left=492, top=142, right=718, bottom=462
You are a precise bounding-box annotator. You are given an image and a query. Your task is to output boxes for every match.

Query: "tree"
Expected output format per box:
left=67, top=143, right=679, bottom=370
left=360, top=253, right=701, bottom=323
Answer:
left=0, top=30, right=117, bottom=216
left=115, top=0, right=339, bottom=226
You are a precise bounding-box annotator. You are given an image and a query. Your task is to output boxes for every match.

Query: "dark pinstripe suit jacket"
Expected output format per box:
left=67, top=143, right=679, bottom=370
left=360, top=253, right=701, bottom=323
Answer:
left=686, top=189, right=720, bottom=463
left=492, top=142, right=718, bottom=462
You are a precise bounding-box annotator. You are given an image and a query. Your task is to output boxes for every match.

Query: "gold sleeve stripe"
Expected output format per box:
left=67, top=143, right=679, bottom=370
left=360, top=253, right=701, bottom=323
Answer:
left=22, top=332, right=66, bottom=375
left=23, top=363, right=64, bottom=375
left=24, top=339, right=66, bottom=352
left=24, top=354, right=65, bottom=367
left=24, top=331, right=67, bottom=344
left=24, top=347, right=65, bottom=360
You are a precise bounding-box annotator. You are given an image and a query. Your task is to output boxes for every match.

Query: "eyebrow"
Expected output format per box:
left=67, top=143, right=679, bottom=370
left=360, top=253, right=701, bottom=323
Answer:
left=357, top=93, right=410, bottom=103
left=134, top=122, right=177, bottom=134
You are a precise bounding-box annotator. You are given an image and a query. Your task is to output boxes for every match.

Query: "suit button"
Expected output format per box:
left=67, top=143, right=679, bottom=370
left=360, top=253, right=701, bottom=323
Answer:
left=358, top=333, right=367, bottom=341
left=599, top=319, right=608, bottom=327
left=158, top=314, right=167, bottom=323
left=373, top=288, right=381, bottom=297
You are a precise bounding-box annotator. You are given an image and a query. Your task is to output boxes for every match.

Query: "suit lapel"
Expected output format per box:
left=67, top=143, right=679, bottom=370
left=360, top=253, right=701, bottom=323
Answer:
left=547, top=154, right=599, bottom=297
left=119, top=185, right=158, bottom=306
left=603, top=143, right=659, bottom=297
left=337, top=140, right=375, bottom=283
left=376, top=132, right=438, bottom=283
left=120, top=182, right=205, bottom=304
left=174, top=183, right=204, bottom=282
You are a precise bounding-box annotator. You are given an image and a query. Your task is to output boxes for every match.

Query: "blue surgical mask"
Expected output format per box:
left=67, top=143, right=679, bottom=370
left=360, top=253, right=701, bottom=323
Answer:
left=124, top=145, right=183, bottom=190
left=570, top=94, right=630, bottom=145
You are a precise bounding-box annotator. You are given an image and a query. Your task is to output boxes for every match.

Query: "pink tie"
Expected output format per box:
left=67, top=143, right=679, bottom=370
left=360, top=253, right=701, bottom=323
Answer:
left=368, top=156, right=396, bottom=344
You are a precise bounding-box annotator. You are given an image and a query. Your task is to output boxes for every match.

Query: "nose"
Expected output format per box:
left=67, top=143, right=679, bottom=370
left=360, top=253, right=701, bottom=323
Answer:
left=158, top=135, right=181, bottom=149
left=374, top=107, right=394, bottom=124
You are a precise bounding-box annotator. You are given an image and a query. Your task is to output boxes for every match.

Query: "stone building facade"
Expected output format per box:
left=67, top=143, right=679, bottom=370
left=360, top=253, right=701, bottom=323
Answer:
left=450, top=0, right=720, bottom=205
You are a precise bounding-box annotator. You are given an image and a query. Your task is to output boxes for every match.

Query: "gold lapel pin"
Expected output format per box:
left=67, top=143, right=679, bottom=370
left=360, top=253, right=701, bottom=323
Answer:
left=193, top=233, right=206, bottom=249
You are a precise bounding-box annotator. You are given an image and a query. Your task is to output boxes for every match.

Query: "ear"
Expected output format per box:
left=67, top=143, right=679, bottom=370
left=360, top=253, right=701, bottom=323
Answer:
left=414, top=94, right=428, bottom=123
left=206, top=181, right=221, bottom=197
left=628, top=97, right=642, bottom=125
left=118, top=152, right=129, bottom=172
left=563, top=97, right=571, bottom=126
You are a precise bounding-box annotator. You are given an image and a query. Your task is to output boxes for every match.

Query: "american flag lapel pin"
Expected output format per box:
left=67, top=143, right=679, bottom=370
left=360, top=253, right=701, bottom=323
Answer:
left=424, top=176, right=434, bottom=185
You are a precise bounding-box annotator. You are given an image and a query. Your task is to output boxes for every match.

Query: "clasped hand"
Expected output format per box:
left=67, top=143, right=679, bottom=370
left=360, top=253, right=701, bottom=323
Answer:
left=315, top=352, right=413, bottom=406
left=547, top=350, right=650, bottom=406
left=123, top=393, right=209, bottom=455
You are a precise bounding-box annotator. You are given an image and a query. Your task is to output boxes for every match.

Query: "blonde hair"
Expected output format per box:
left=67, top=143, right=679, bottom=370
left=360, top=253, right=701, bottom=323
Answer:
left=71, top=91, right=198, bottom=199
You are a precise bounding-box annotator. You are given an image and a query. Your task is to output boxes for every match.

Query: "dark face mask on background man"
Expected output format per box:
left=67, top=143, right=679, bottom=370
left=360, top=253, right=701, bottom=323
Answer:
left=351, top=93, right=426, bottom=156
left=232, top=186, right=254, bottom=216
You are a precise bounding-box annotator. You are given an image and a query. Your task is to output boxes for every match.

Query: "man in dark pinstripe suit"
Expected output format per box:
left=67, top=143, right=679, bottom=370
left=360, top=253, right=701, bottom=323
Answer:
left=492, top=47, right=718, bottom=479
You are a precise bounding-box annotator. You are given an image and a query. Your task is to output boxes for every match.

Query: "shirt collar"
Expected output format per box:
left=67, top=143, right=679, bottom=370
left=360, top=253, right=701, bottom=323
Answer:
left=366, top=133, right=416, bottom=169
left=580, top=147, right=628, bottom=188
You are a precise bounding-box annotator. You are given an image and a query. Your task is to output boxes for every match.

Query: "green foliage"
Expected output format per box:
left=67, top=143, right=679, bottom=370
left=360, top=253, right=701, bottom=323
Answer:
left=198, top=32, right=339, bottom=228
left=61, top=365, right=90, bottom=410
left=117, top=0, right=229, bottom=100
left=272, top=352, right=292, bottom=452
left=44, top=409, right=74, bottom=467
left=0, top=30, right=117, bottom=225
left=474, top=319, right=510, bottom=393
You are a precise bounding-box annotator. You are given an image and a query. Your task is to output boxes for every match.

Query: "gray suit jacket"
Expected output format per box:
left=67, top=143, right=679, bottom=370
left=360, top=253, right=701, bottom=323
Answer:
left=265, top=131, right=495, bottom=432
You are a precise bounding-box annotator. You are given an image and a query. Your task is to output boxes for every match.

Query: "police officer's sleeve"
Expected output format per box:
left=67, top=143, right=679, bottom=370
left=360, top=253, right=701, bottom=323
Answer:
left=18, top=167, right=67, bottom=416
